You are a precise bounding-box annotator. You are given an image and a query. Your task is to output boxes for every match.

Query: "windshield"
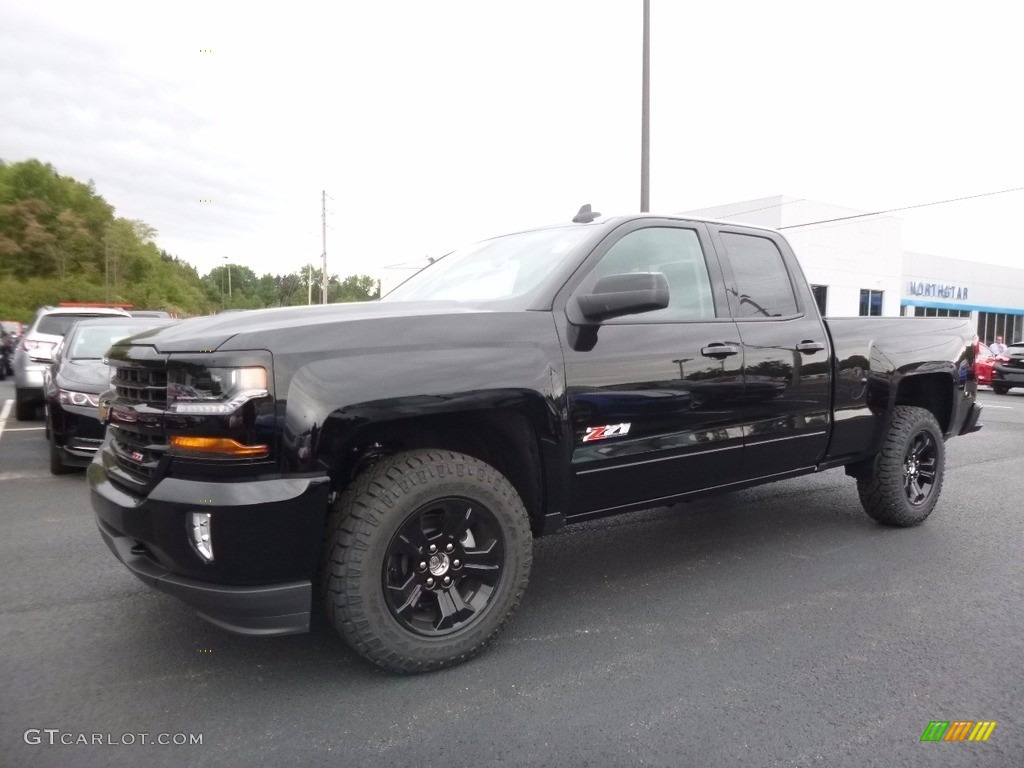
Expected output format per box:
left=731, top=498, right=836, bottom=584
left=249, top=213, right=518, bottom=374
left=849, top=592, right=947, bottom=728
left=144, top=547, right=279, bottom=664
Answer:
left=66, top=323, right=165, bottom=359
left=382, top=226, right=593, bottom=303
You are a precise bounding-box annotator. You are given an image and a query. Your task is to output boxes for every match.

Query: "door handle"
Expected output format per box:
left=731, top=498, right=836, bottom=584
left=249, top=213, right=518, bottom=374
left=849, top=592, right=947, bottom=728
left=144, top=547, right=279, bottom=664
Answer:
left=701, top=344, right=739, bottom=359
left=796, top=340, right=825, bottom=354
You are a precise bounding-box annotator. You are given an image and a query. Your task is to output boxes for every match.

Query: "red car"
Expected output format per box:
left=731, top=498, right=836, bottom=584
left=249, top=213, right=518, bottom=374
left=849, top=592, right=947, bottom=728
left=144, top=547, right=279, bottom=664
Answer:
left=976, top=342, right=995, bottom=386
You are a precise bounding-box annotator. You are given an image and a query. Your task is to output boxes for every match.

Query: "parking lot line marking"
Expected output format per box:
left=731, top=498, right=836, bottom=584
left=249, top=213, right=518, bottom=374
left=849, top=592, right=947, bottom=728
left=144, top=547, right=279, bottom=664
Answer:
left=984, top=405, right=1014, bottom=409
left=0, top=471, right=55, bottom=481
left=0, top=399, right=12, bottom=443
left=3, top=427, right=47, bottom=432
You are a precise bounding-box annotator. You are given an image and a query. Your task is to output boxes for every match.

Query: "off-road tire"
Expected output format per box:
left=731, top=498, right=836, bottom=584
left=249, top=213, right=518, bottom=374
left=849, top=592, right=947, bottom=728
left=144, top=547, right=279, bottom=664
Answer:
left=856, top=405, right=944, bottom=526
left=322, top=450, right=532, bottom=673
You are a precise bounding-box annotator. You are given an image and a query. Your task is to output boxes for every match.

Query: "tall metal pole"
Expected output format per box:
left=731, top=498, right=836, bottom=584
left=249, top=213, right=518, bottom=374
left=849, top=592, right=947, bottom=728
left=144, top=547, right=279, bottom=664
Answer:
left=307, top=263, right=312, bottom=305
left=104, top=229, right=109, bottom=303
left=321, top=190, right=328, bottom=304
left=640, top=0, right=651, bottom=213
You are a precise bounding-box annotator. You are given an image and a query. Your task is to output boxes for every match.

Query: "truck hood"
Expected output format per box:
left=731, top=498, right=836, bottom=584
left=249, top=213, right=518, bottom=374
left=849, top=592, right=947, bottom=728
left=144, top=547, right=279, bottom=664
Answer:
left=127, top=301, right=491, bottom=353
left=56, top=358, right=112, bottom=393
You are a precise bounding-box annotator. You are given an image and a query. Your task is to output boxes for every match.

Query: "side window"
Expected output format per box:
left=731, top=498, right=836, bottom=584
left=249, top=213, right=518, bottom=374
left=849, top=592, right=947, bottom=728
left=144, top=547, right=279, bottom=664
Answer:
left=580, top=227, right=716, bottom=323
left=719, top=232, right=799, bottom=318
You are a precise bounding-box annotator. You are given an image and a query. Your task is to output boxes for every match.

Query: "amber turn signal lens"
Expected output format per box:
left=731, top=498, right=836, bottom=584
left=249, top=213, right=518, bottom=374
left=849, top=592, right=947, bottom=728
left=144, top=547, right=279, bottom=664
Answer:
left=169, top=436, right=269, bottom=458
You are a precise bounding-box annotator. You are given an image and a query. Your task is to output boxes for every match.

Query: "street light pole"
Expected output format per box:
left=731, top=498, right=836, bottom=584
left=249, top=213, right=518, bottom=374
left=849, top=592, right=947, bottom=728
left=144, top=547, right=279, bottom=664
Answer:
left=640, top=0, right=651, bottom=213
left=321, top=190, right=328, bottom=304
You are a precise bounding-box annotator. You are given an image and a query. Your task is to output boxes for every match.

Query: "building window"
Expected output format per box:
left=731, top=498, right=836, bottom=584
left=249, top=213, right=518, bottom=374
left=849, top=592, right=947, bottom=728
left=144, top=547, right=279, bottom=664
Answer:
left=913, top=307, right=971, bottom=318
left=859, top=289, right=883, bottom=317
left=810, top=285, right=828, bottom=316
left=978, top=311, right=1024, bottom=346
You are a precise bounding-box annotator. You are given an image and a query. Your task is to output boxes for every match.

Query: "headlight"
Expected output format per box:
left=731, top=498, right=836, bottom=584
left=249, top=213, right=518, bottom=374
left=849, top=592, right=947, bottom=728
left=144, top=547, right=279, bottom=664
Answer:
left=58, top=389, right=100, bottom=407
left=167, top=365, right=269, bottom=415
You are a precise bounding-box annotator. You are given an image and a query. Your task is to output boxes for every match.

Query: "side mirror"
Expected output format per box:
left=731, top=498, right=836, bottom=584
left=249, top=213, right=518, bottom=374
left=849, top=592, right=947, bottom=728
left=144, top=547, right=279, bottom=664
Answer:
left=576, top=272, right=669, bottom=322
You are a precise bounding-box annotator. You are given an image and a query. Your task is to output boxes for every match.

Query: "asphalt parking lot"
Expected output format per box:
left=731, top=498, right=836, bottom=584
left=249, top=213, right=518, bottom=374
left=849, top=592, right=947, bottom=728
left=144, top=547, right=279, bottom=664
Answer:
left=1, top=379, right=1021, bottom=768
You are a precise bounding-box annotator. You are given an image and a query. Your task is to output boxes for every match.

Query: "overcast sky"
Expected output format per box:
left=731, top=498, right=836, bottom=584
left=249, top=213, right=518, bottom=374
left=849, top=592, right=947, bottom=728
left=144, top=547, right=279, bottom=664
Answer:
left=1, top=0, right=1021, bottom=280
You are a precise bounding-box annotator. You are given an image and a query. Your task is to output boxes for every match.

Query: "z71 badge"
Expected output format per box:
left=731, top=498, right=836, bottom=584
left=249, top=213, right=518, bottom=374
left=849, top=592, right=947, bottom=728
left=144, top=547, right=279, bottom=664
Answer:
left=582, top=423, right=631, bottom=442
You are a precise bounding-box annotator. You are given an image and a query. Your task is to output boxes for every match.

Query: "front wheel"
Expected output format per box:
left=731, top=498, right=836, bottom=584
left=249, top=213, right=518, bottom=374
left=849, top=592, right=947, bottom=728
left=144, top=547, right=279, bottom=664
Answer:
left=49, top=435, right=74, bottom=476
left=992, top=384, right=1009, bottom=395
left=856, top=405, right=944, bottom=526
left=322, top=450, right=533, bottom=673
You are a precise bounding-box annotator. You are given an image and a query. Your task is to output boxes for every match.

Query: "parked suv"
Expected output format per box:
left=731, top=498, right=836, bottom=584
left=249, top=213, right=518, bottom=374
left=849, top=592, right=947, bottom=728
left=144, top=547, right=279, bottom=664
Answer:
left=14, top=306, right=130, bottom=420
left=1, top=321, right=22, bottom=379
left=991, top=342, right=1024, bottom=394
left=44, top=316, right=174, bottom=473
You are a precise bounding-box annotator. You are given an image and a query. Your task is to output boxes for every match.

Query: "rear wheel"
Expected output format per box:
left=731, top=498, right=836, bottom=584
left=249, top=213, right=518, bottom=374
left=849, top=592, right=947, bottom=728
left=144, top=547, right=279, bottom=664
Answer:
left=15, top=389, right=36, bottom=421
left=856, top=405, right=944, bottom=526
left=992, top=384, right=1009, bottom=395
left=322, top=450, right=532, bottom=673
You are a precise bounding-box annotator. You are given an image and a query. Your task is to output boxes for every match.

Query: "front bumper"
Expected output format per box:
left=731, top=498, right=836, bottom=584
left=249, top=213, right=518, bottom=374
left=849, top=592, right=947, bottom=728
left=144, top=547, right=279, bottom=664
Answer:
left=51, top=402, right=106, bottom=467
left=89, top=452, right=331, bottom=636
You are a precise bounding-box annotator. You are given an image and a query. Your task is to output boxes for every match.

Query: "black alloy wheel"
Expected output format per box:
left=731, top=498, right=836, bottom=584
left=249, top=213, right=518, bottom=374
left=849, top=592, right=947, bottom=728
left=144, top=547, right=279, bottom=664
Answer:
left=322, top=450, right=532, bottom=673
left=901, top=430, right=937, bottom=506
left=382, top=497, right=504, bottom=636
left=856, top=405, right=945, bottom=526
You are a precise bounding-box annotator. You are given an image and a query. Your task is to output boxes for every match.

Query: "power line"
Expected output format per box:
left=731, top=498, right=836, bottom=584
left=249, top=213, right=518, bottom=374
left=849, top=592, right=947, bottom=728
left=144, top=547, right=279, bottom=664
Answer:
left=779, top=187, right=1024, bottom=230
left=696, top=197, right=807, bottom=219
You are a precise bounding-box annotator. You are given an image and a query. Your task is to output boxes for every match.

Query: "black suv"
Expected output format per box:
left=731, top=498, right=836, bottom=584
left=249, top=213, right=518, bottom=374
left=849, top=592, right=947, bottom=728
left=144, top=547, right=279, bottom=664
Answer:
left=44, top=316, right=173, bottom=474
left=991, top=342, right=1024, bottom=394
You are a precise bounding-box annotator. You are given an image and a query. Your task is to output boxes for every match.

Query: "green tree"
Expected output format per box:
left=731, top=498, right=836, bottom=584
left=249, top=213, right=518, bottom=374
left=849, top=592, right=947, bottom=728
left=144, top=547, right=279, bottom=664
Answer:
left=0, top=158, right=381, bottom=321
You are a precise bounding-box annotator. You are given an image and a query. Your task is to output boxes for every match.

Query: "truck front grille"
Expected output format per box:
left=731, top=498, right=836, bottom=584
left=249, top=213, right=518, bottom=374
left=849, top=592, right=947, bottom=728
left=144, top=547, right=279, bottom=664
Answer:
left=113, top=366, right=168, bottom=407
left=108, top=362, right=169, bottom=493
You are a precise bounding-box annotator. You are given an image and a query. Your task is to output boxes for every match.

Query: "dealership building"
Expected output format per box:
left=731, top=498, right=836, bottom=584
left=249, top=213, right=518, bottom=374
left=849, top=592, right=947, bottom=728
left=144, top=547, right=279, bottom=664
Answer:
left=686, top=196, right=1024, bottom=347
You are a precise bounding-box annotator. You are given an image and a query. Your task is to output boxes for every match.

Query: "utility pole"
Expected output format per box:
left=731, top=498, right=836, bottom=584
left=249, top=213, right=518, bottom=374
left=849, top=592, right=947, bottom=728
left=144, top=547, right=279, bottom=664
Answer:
left=640, top=0, right=651, bottom=212
left=222, top=256, right=231, bottom=303
left=307, top=263, right=312, bottom=305
left=321, top=190, right=328, bottom=304
left=104, top=227, right=110, bottom=303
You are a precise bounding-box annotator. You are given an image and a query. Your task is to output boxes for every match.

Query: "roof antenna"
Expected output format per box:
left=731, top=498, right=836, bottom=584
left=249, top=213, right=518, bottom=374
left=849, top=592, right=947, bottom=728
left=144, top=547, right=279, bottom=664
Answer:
left=572, top=204, right=601, bottom=224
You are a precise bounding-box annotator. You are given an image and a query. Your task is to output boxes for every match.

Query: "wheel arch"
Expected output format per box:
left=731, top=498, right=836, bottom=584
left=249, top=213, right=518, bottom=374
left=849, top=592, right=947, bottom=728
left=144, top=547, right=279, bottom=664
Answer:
left=318, top=399, right=549, bottom=535
left=893, top=372, right=955, bottom=435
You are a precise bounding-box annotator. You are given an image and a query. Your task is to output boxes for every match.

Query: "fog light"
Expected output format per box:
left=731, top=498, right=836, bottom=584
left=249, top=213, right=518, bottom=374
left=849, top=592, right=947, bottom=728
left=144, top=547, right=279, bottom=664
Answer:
left=189, top=512, right=214, bottom=562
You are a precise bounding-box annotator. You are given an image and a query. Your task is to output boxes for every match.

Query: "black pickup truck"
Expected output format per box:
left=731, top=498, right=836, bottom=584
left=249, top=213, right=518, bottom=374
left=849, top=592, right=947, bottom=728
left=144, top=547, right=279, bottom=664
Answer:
left=89, top=212, right=982, bottom=672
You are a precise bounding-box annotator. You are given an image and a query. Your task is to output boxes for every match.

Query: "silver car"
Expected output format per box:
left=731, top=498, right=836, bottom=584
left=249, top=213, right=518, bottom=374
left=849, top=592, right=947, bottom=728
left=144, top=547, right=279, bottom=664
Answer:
left=13, top=305, right=130, bottom=421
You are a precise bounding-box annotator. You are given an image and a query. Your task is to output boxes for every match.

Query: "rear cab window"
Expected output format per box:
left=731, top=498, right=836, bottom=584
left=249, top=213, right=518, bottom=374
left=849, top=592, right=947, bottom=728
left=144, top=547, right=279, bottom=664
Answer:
left=717, top=232, right=799, bottom=318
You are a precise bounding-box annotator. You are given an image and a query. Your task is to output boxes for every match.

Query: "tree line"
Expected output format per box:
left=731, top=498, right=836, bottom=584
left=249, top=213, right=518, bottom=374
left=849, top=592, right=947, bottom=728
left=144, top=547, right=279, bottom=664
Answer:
left=0, top=159, right=379, bottom=322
